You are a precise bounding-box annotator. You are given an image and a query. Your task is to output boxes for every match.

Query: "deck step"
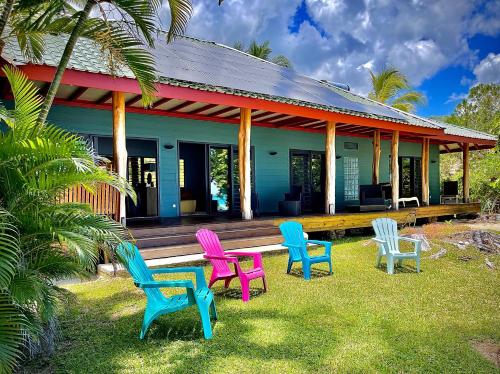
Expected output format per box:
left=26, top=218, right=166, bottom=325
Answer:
left=139, top=234, right=284, bottom=260
left=135, top=226, right=280, bottom=248
left=130, top=219, right=276, bottom=238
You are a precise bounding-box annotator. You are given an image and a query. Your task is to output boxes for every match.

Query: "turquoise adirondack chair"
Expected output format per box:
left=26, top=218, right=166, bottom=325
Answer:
left=371, top=218, right=422, bottom=274
left=279, top=221, right=332, bottom=280
left=116, top=242, right=217, bottom=339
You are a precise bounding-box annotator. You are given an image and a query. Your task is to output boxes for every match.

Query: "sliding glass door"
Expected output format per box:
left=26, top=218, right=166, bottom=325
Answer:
left=290, top=150, right=325, bottom=212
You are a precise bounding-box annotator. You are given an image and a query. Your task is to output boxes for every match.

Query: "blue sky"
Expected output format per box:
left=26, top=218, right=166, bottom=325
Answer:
left=170, top=0, right=500, bottom=118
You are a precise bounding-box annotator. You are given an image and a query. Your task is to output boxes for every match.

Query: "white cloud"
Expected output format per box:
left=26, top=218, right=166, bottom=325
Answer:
left=158, top=0, right=499, bottom=95
left=473, top=53, right=500, bottom=84
left=445, top=92, right=468, bottom=104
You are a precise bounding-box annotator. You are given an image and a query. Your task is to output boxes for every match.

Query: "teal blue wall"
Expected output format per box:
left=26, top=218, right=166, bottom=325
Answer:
left=47, top=105, right=440, bottom=216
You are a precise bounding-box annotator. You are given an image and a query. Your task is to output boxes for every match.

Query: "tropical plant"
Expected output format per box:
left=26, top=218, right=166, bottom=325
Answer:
left=368, top=67, right=425, bottom=113
left=0, top=66, right=134, bottom=372
left=0, top=0, right=206, bottom=124
left=234, top=40, right=293, bottom=68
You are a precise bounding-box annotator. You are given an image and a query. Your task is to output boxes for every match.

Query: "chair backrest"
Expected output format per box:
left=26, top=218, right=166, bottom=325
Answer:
left=116, top=242, right=163, bottom=302
left=372, top=218, right=400, bottom=254
left=279, top=221, right=307, bottom=260
left=196, top=229, right=231, bottom=273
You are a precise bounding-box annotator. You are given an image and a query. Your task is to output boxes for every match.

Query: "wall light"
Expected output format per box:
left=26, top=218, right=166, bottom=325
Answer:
left=269, top=151, right=278, bottom=156
left=336, top=155, right=342, bottom=159
left=431, top=159, right=437, bottom=164
left=164, top=144, right=174, bottom=150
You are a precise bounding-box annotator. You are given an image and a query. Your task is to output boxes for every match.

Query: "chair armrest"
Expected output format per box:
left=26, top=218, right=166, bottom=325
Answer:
left=372, top=238, right=386, bottom=245
left=306, top=240, right=332, bottom=256
left=398, top=236, right=422, bottom=254
left=135, top=279, right=194, bottom=290
left=203, top=254, right=238, bottom=263
left=225, top=251, right=264, bottom=268
left=150, top=267, right=207, bottom=289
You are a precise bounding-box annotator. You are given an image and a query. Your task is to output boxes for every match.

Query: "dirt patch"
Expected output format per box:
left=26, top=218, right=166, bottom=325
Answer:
left=471, top=340, right=500, bottom=368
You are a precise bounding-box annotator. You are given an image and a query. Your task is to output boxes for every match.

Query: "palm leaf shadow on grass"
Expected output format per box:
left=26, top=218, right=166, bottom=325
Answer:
left=288, top=268, right=332, bottom=279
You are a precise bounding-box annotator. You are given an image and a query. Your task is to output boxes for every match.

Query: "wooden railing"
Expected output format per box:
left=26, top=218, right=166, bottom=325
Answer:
left=59, top=184, right=120, bottom=221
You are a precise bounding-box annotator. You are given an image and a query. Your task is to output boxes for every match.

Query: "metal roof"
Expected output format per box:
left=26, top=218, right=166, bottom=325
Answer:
left=1, top=32, right=497, bottom=142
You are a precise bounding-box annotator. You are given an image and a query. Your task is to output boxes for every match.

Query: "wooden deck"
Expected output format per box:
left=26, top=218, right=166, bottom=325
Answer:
left=273, top=203, right=480, bottom=232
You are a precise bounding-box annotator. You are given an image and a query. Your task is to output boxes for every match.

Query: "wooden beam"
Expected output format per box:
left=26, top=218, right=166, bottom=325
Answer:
left=209, top=106, right=237, bottom=117
left=67, top=86, right=88, bottom=101
left=112, top=91, right=127, bottom=224
left=325, top=121, right=336, bottom=214
left=125, top=94, right=142, bottom=106
left=421, top=138, right=430, bottom=205
left=151, top=97, right=173, bottom=108
left=96, top=91, right=112, bottom=104
left=225, top=109, right=259, bottom=119
left=372, top=129, right=381, bottom=185
left=391, top=130, right=399, bottom=210
left=277, top=118, right=312, bottom=128
left=239, top=108, right=252, bottom=220
left=188, top=103, right=219, bottom=114
left=463, top=143, right=470, bottom=203
left=254, top=113, right=289, bottom=122
left=443, top=144, right=451, bottom=153
left=167, top=100, right=196, bottom=112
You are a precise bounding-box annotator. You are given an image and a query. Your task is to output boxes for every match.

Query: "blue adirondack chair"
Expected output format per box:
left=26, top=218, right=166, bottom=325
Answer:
left=371, top=218, right=422, bottom=274
left=116, top=242, right=217, bottom=339
left=279, top=221, right=332, bottom=280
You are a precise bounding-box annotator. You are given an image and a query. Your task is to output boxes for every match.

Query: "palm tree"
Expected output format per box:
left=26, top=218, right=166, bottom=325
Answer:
left=247, top=40, right=271, bottom=60
left=234, top=40, right=293, bottom=68
left=0, top=66, right=134, bottom=372
left=368, top=67, right=425, bottom=113
left=0, top=0, right=204, bottom=123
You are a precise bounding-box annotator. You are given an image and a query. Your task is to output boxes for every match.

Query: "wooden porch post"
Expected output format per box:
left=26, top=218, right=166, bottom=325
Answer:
left=239, top=107, right=252, bottom=220
left=463, top=143, right=470, bottom=203
left=112, top=91, right=127, bottom=225
left=325, top=121, right=336, bottom=215
left=372, top=129, right=381, bottom=185
left=391, top=130, right=399, bottom=210
left=421, top=137, right=430, bottom=205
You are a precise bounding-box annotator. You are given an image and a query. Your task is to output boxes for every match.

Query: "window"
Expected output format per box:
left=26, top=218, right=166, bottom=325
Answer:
left=344, top=156, right=359, bottom=200
left=344, top=142, right=358, bottom=150
left=179, top=158, right=185, bottom=188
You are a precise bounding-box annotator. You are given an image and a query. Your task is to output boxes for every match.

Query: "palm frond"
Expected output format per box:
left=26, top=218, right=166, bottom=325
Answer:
left=166, top=0, right=192, bottom=42
left=0, top=210, right=19, bottom=289
left=0, top=292, right=26, bottom=373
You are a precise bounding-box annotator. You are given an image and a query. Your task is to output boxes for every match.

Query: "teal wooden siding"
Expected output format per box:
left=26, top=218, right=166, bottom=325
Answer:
left=47, top=105, right=441, bottom=216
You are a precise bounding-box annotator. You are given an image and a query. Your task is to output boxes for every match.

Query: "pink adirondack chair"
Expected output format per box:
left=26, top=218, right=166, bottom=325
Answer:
left=196, top=229, right=267, bottom=302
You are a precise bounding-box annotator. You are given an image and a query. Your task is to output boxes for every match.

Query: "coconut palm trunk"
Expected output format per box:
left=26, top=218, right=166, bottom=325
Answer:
left=37, top=0, right=94, bottom=125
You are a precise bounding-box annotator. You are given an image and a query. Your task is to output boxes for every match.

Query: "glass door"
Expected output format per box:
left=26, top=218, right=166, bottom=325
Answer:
left=290, top=150, right=325, bottom=212
left=209, top=146, right=231, bottom=214
left=399, top=156, right=422, bottom=200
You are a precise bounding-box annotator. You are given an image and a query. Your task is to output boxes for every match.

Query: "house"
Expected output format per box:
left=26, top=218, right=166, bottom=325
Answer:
left=0, top=33, right=496, bottom=257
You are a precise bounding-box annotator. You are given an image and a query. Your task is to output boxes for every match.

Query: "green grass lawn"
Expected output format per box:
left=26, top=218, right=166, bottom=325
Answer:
left=29, top=236, right=499, bottom=373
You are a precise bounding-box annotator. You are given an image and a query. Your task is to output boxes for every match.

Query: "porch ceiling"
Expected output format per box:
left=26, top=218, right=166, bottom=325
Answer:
left=0, top=78, right=495, bottom=153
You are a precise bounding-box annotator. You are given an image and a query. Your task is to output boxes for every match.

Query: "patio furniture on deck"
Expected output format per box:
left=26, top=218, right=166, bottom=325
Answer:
left=196, top=229, right=268, bottom=302
left=441, top=181, right=460, bottom=204
left=398, top=196, right=420, bottom=208
left=278, top=186, right=303, bottom=216
left=346, top=184, right=389, bottom=212
left=371, top=218, right=422, bottom=275
left=279, top=221, right=332, bottom=280
left=116, top=242, right=217, bottom=339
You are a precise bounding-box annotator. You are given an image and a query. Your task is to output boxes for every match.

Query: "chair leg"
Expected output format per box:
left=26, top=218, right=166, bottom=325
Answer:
left=387, top=256, right=394, bottom=275
left=140, top=315, right=154, bottom=340
left=196, top=303, right=213, bottom=340
left=210, top=300, right=218, bottom=320
left=287, top=257, right=293, bottom=274
left=416, top=256, right=421, bottom=273
left=240, top=276, right=250, bottom=302
left=262, top=275, right=268, bottom=292
left=208, top=272, right=218, bottom=288
left=328, top=260, right=333, bottom=275
left=303, top=261, right=311, bottom=280
left=224, top=276, right=233, bottom=289
left=376, top=253, right=382, bottom=268
left=397, top=259, right=403, bottom=268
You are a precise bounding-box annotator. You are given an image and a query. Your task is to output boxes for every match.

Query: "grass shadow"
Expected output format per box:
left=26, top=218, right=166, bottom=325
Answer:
left=288, top=268, right=332, bottom=279
left=376, top=263, right=420, bottom=274
left=212, top=287, right=266, bottom=300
